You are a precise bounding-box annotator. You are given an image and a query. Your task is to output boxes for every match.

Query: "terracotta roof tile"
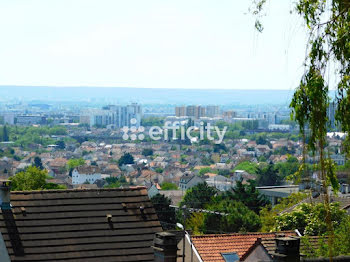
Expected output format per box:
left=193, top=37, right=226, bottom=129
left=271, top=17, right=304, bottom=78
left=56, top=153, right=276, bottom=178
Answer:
left=191, top=231, right=297, bottom=262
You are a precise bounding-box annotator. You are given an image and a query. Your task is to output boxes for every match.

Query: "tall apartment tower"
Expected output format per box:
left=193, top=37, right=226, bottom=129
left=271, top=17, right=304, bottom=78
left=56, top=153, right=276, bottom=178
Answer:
left=206, top=105, right=220, bottom=117
left=175, top=106, right=186, bottom=117
left=185, top=105, right=205, bottom=119
left=328, top=101, right=337, bottom=130
left=83, top=103, right=142, bottom=128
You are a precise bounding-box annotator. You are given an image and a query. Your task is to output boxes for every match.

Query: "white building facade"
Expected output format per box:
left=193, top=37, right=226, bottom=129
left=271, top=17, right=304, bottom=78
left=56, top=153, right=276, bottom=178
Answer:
left=72, top=168, right=102, bottom=185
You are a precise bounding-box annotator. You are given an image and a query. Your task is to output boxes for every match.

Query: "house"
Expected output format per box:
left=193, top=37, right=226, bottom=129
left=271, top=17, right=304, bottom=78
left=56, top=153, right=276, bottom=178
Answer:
left=257, top=185, right=299, bottom=206
left=48, top=157, right=68, bottom=175
left=205, top=175, right=233, bottom=191
left=231, top=170, right=245, bottom=181
left=144, top=182, right=161, bottom=198
left=0, top=181, right=162, bottom=262
left=159, top=190, right=184, bottom=206
left=188, top=231, right=297, bottom=262
left=72, top=165, right=102, bottom=185
left=179, top=173, right=204, bottom=191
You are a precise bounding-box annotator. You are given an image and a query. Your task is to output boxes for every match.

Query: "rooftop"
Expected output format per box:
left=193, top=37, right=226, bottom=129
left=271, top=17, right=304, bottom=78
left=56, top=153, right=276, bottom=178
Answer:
left=191, top=231, right=296, bottom=262
left=0, top=187, right=162, bottom=261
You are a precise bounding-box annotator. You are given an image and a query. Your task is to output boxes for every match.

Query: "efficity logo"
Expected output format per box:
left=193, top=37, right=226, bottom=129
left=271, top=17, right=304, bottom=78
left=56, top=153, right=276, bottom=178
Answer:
left=122, top=118, right=145, bottom=141
left=121, top=118, right=227, bottom=144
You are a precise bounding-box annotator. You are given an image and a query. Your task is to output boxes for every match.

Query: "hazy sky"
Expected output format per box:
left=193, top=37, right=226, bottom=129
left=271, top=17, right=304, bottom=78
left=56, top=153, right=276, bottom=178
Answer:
left=0, top=0, right=308, bottom=90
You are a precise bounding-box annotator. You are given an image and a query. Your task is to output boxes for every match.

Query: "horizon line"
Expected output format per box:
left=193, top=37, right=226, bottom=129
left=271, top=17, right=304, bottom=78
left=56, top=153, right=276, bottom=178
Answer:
left=0, top=85, right=298, bottom=91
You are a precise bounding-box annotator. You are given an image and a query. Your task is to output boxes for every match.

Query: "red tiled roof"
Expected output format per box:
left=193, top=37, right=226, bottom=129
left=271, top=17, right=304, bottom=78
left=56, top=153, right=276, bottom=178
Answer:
left=191, top=231, right=296, bottom=262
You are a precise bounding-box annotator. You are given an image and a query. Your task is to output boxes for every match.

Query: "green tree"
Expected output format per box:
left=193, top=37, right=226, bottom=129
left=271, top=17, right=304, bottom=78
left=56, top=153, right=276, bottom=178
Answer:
left=259, top=192, right=307, bottom=232
left=104, top=176, right=128, bottom=188
left=233, top=161, right=258, bottom=174
left=56, top=140, right=65, bottom=149
left=203, top=199, right=262, bottom=233
left=151, top=194, right=176, bottom=230
left=2, top=125, right=9, bottom=142
left=141, top=117, right=164, bottom=127
left=33, top=156, right=43, bottom=170
left=256, top=162, right=282, bottom=186
left=256, top=134, right=268, bottom=145
left=9, top=166, right=62, bottom=191
left=44, top=183, right=67, bottom=190
left=275, top=156, right=300, bottom=179
left=67, top=158, right=85, bottom=170
left=155, top=167, right=163, bottom=173
left=160, top=182, right=178, bottom=190
left=221, top=179, right=269, bottom=213
left=253, top=0, right=350, bottom=257
left=180, top=182, right=217, bottom=209
left=199, top=167, right=212, bottom=176
left=275, top=203, right=347, bottom=236
left=118, top=153, right=134, bottom=167
left=142, top=148, right=154, bottom=156
left=301, top=216, right=350, bottom=258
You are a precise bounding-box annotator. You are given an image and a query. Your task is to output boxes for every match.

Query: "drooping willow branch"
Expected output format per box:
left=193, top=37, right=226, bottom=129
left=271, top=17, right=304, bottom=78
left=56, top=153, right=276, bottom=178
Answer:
left=252, top=0, right=350, bottom=260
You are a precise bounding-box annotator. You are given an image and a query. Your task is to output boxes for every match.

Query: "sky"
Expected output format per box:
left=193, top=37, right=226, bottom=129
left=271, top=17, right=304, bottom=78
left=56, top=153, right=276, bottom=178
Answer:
left=0, top=0, right=308, bottom=90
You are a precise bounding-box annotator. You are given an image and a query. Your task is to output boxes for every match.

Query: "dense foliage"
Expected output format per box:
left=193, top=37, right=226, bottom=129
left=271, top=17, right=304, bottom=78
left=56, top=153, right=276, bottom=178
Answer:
left=233, top=161, right=258, bottom=174
left=142, top=148, right=154, bottom=156
left=219, top=179, right=270, bottom=213
left=0, top=125, right=69, bottom=148
left=150, top=194, right=176, bottom=230
left=203, top=200, right=261, bottom=233
left=118, top=153, right=135, bottom=167
left=9, top=166, right=65, bottom=191
left=180, top=182, right=268, bottom=234
left=301, top=216, right=350, bottom=258
left=276, top=203, right=346, bottom=235
left=67, top=158, right=85, bottom=170
left=259, top=192, right=307, bottom=232
left=256, top=162, right=282, bottom=186
left=253, top=1, right=350, bottom=256
left=160, top=182, right=178, bottom=190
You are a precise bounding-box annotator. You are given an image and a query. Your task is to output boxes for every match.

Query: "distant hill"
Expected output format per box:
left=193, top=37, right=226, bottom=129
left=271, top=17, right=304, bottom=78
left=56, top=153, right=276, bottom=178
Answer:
left=0, top=86, right=294, bottom=106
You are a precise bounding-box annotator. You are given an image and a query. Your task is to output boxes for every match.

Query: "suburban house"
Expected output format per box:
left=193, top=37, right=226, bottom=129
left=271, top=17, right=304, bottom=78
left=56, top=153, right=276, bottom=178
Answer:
left=257, top=185, right=300, bottom=206
left=47, top=157, right=68, bottom=175
left=185, top=231, right=298, bottom=262
left=144, top=182, right=161, bottom=198
left=72, top=165, right=103, bottom=185
left=205, top=175, right=233, bottom=191
left=0, top=180, right=162, bottom=262
left=179, top=173, right=204, bottom=191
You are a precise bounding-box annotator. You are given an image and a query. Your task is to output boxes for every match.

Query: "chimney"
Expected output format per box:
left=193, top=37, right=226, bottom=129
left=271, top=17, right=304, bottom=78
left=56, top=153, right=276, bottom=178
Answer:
left=272, top=236, right=300, bottom=262
left=0, top=180, right=11, bottom=210
left=153, top=232, right=178, bottom=262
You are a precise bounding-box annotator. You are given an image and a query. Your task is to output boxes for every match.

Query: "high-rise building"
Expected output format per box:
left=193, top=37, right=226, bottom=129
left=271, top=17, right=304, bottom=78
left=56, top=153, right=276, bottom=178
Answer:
left=185, top=105, right=197, bottom=118
left=175, top=105, right=220, bottom=119
left=206, top=105, right=220, bottom=117
left=82, top=103, right=142, bottom=128
left=185, top=105, right=205, bottom=119
left=175, top=106, right=186, bottom=117
left=328, top=101, right=337, bottom=130
left=223, top=110, right=237, bottom=120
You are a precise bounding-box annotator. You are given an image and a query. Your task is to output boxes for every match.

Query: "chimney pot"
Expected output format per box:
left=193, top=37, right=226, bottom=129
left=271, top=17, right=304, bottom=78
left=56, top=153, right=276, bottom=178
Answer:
left=273, top=237, right=300, bottom=262
left=0, top=180, right=11, bottom=210
left=153, top=232, right=178, bottom=262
